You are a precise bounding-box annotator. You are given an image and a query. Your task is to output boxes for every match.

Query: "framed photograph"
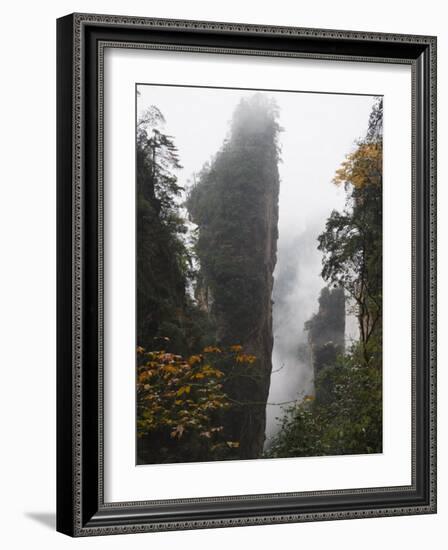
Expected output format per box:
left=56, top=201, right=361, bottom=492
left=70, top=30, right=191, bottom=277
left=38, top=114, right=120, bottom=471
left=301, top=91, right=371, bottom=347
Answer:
left=57, top=13, right=437, bottom=536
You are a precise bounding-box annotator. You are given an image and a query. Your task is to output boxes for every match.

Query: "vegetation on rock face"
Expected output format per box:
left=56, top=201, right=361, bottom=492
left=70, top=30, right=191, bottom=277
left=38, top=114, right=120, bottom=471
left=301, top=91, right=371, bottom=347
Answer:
left=186, top=94, right=281, bottom=458
left=266, top=98, right=383, bottom=458
left=306, top=286, right=345, bottom=379
left=187, top=95, right=281, bottom=346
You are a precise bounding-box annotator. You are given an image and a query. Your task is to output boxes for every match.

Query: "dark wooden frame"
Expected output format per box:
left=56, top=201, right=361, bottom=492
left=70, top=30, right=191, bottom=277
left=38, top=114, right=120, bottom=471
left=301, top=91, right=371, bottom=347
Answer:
left=57, top=13, right=437, bottom=537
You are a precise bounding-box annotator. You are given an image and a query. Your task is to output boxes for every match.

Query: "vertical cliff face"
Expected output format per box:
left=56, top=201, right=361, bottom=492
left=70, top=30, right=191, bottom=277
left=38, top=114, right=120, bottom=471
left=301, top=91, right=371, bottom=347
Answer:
left=305, top=286, right=345, bottom=403
left=187, top=94, right=280, bottom=458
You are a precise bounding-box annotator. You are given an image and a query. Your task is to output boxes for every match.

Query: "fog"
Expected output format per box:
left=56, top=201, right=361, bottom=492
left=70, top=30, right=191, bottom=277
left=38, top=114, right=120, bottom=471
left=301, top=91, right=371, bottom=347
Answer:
left=137, top=84, right=376, bottom=443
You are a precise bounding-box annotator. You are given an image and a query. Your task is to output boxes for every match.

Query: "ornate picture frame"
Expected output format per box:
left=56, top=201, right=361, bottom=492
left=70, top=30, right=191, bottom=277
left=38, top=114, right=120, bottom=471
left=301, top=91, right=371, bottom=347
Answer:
left=57, top=13, right=437, bottom=536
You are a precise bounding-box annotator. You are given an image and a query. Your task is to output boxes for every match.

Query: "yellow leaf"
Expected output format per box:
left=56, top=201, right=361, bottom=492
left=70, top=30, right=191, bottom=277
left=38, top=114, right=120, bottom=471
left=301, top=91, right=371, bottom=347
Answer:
left=203, top=346, right=222, bottom=353
left=235, top=353, right=257, bottom=364
left=230, top=345, right=243, bottom=352
left=188, top=354, right=203, bottom=365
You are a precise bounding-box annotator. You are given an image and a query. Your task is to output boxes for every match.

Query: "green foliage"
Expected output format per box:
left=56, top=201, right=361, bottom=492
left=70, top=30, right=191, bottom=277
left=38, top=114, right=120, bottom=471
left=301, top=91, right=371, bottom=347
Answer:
left=266, top=342, right=382, bottom=458
left=136, top=106, right=213, bottom=355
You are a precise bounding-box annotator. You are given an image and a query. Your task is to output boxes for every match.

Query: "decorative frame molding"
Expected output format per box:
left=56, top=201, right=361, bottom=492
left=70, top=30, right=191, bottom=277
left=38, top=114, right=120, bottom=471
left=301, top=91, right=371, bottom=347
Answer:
left=57, top=13, right=437, bottom=537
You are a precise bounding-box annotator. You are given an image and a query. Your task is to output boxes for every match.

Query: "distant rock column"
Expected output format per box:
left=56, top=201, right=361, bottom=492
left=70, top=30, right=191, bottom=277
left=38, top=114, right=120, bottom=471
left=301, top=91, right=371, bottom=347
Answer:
left=305, top=286, right=346, bottom=404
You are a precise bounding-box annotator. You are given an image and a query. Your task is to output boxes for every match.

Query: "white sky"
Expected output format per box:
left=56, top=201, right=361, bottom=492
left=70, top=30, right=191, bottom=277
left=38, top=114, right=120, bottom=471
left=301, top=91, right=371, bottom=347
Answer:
left=137, top=84, right=377, bottom=440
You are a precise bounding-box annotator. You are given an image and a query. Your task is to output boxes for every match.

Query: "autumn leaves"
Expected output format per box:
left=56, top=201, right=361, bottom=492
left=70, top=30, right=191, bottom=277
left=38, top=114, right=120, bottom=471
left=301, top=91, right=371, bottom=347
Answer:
left=137, top=344, right=257, bottom=454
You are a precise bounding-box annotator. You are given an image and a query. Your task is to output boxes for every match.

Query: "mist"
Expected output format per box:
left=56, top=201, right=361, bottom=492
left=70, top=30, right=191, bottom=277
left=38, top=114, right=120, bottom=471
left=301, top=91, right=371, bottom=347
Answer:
left=137, top=84, right=376, bottom=444
left=265, top=92, right=375, bottom=443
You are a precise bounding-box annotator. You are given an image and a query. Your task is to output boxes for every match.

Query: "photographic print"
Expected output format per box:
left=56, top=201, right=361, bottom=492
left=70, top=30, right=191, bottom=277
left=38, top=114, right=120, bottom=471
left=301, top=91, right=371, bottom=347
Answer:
left=57, top=15, right=436, bottom=534
left=136, top=84, right=383, bottom=466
